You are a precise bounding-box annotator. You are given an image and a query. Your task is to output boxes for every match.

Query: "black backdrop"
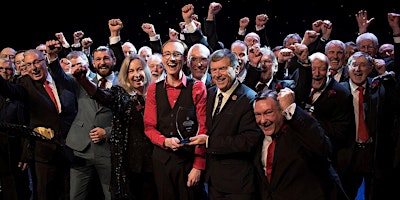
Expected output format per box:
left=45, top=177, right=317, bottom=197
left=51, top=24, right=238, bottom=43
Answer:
left=1, top=0, right=398, bottom=51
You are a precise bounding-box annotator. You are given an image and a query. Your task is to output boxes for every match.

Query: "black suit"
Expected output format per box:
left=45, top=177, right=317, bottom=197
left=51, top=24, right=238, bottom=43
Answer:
left=205, top=82, right=262, bottom=199
left=254, top=106, right=338, bottom=200
left=0, top=71, right=78, bottom=200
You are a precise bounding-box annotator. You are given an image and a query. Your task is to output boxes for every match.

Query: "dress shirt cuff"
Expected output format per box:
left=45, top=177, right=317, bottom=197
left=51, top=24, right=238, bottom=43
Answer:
left=149, top=34, right=160, bottom=41
left=71, top=43, right=81, bottom=48
left=109, top=36, right=121, bottom=45
left=183, top=21, right=196, bottom=33
left=255, top=25, right=265, bottom=31
left=394, top=36, right=400, bottom=43
left=238, top=28, right=246, bottom=36
left=282, top=103, right=296, bottom=120
left=205, top=136, right=209, bottom=148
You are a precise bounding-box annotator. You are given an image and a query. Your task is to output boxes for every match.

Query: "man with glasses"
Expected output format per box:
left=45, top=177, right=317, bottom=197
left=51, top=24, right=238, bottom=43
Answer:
left=0, top=48, right=78, bottom=200
left=144, top=39, right=208, bottom=200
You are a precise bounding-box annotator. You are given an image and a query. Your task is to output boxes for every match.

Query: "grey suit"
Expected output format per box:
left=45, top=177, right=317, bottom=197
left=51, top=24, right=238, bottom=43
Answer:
left=49, top=60, right=116, bottom=200
left=68, top=75, right=117, bottom=200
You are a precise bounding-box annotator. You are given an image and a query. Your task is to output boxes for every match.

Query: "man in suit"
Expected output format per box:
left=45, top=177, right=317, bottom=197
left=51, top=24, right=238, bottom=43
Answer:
left=298, top=52, right=355, bottom=173
left=46, top=38, right=120, bottom=199
left=189, top=48, right=262, bottom=199
left=339, top=51, right=397, bottom=200
left=187, top=43, right=213, bottom=88
left=0, top=48, right=78, bottom=200
left=252, top=88, right=338, bottom=200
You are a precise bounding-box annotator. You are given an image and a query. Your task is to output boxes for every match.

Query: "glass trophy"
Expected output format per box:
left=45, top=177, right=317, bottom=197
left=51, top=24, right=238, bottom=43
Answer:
left=176, top=106, right=199, bottom=144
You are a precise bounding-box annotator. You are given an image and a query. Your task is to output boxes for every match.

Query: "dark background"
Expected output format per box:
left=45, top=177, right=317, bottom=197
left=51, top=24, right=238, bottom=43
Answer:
left=1, top=0, right=398, bottom=52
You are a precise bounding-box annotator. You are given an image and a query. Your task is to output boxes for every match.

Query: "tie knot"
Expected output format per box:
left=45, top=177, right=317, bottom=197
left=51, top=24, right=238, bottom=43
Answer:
left=218, top=93, right=223, bottom=99
left=330, top=69, right=337, bottom=76
left=358, top=86, right=364, bottom=92
left=99, top=78, right=107, bottom=88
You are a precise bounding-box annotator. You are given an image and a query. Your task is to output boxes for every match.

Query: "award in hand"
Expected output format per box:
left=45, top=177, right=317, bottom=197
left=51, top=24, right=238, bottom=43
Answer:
left=176, top=106, right=199, bottom=144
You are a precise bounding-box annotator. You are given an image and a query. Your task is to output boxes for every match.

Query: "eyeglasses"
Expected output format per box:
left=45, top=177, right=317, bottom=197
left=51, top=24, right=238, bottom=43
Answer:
left=350, top=62, right=369, bottom=69
left=190, top=57, right=208, bottom=64
left=0, top=67, right=13, bottom=71
left=162, top=51, right=183, bottom=60
left=24, top=59, right=44, bottom=69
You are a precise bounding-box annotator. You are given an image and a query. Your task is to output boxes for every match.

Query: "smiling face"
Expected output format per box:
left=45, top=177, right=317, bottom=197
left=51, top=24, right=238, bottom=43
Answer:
left=348, top=52, right=373, bottom=86
left=162, top=40, right=185, bottom=79
left=254, top=98, right=284, bottom=136
left=24, top=50, right=48, bottom=82
left=127, top=58, right=146, bottom=94
left=93, top=49, right=115, bottom=78
left=210, top=57, right=236, bottom=92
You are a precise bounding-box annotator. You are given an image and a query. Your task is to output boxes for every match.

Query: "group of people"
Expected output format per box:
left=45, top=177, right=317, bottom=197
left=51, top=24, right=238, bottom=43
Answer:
left=1, top=2, right=400, bottom=200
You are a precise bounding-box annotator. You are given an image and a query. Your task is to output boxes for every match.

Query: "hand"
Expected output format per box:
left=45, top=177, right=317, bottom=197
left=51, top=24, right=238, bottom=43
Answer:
left=108, top=18, right=123, bottom=36
left=277, top=48, right=294, bottom=62
left=312, top=20, right=324, bottom=32
left=302, top=30, right=319, bottom=46
left=277, top=88, right=295, bottom=111
left=89, top=127, right=106, bottom=143
left=188, top=134, right=208, bottom=145
left=17, top=162, right=28, bottom=171
left=248, top=44, right=262, bottom=66
left=45, top=39, right=62, bottom=60
left=71, top=63, right=88, bottom=80
left=239, top=17, right=250, bottom=30
left=208, top=2, right=222, bottom=18
left=187, top=168, right=201, bottom=187
left=81, top=37, right=93, bottom=49
left=373, top=58, right=387, bottom=75
left=320, top=20, right=332, bottom=39
left=387, top=13, right=400, bottom=34
left=182, top=4, right=195, bottom=23
left=55, top=32, right=69, bottom=46
left=73, top=30, right=84, bottom=40
left=141, top=23, right=156, bottom=37
left=169, top=28, right=179, bottom=40
left=164, top=137, right=183, bottom=151
left=356, top=10, right=374, bottom=34
left=255, top=14, right=268, bottom=28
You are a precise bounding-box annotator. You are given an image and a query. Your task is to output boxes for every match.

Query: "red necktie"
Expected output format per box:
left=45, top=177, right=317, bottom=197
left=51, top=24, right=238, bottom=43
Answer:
left=266, top=139, right=275, bottom=183
left=99, top=78, right=107, bottom=89
left=309, top=88, right=316, bottom=102
left=44, top=81, right=59, bottom=112
left=357, top=86, right=369, bottom=142
left=330, top=69, right=337, bottom=76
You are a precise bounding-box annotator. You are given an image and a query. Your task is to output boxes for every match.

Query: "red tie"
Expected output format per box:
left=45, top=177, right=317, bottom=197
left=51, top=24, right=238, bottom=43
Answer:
left=358, top=86, right=369, bottom=142
left=99, top=78, right=107, bottom=89
left=330, top=69, right=337, bottom=76
left=266, top=139, right=275, bottom=183
left=309, top=88, right=316, bottom=102
left=44, top=81, right=59, bottom=112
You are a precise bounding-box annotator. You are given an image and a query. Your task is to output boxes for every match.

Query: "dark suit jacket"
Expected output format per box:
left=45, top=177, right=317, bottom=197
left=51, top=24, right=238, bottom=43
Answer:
left=0, top=70, right=78, bottom=163
left=205, top=82, right=262, bottom=194
left=254, top=106, right=337, bottom=200
left=340, top=78, right=396, bottom=174
left=308, top=78, right=355, bottom=171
